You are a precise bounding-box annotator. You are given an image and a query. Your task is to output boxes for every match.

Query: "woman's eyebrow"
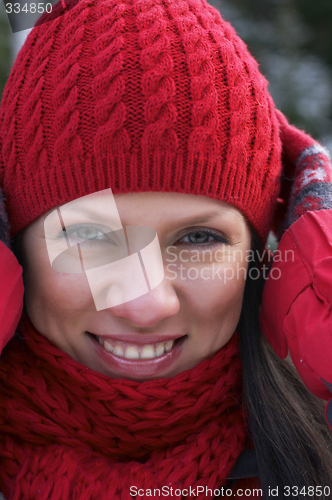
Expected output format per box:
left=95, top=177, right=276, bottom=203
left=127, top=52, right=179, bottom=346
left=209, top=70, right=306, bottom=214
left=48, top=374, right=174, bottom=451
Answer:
left=167, top=209, right=242, bottom=231
left=46, top=207, right=245, bottom=229
left=58, top=205, right=121, bottom=224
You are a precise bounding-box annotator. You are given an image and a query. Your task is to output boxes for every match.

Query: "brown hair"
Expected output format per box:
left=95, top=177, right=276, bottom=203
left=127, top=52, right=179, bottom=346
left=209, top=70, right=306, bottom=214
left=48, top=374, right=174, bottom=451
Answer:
left=238, top=230, right=332, bottom=498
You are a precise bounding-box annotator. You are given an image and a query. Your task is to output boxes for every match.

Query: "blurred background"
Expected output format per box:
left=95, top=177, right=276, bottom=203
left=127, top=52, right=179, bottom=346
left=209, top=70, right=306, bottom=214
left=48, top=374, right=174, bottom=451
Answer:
left=1, top=0, right=332, bottom=154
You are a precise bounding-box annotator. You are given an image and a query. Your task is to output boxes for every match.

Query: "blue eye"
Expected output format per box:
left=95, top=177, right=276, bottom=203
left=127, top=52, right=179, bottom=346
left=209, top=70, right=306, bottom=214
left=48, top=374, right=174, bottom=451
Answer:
left=177, top=229, right=229, bottom=248
left=59, top=224, right=116, bottom=246
left=68, top=226, right=107, bottom=241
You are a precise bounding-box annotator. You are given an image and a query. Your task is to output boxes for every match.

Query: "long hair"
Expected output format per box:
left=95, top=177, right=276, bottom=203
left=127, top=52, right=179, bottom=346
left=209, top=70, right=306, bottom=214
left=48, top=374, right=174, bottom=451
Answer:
left=238, top=229, right=332, bottom=499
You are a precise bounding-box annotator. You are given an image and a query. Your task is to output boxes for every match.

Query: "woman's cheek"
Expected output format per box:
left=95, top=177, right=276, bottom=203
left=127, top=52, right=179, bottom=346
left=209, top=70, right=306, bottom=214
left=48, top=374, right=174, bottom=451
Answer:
left=48, top=272, right=94, bottom=311
left=27, top=265, right=94, bottom=318
left=184, top=259, right=247, bottom=306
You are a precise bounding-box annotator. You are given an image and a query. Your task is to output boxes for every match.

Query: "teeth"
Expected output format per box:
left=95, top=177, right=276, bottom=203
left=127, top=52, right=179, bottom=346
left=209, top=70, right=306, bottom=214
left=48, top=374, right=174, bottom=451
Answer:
left=104, top=340, right=113, bottom=352
left=165, top=340, right=173, bottom=352
left=141, top=345, right=155, bottom=359
left=124, top=346, right=140, bottom=359
left=113, top=345, right=124, bottom=357
left=155, top=343, right=165, bottom=357
left=97, top=338, right=176, bottom=360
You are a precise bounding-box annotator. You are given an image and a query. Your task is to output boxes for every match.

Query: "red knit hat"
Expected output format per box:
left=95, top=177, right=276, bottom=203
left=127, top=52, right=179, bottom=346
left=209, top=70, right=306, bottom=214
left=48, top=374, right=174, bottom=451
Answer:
left=0, top=0, right=282, bottom=242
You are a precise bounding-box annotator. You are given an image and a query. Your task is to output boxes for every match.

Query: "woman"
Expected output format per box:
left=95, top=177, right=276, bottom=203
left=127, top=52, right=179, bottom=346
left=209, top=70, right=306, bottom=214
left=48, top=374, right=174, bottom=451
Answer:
left=0, top=0, right=332, bottom=498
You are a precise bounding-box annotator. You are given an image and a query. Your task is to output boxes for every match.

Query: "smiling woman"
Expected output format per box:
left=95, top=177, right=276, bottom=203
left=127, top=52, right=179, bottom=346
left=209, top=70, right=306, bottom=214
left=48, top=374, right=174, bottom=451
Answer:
left=20, top=192, right=251, bottom=381
left=0, top=0, right=332, bottom=499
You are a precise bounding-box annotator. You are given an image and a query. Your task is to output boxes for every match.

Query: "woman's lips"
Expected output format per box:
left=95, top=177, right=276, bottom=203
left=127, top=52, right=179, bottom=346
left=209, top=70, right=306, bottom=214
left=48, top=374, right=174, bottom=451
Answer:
left=87, top=332, right=186, bottom=379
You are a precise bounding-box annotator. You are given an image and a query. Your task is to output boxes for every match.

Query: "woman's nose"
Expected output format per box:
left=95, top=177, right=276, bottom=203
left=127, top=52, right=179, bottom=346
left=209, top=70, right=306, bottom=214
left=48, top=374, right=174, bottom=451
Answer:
left=107, top=279, right=180, bottom=328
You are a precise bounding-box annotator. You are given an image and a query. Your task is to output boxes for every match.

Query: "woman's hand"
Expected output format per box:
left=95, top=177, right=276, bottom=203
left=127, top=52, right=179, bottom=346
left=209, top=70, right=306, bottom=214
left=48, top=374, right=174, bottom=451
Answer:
left=260, top=111, right=332, bottom=428
left=277, top=109, right=332, bottom=234
left=0, top=188, right=24, bottom=353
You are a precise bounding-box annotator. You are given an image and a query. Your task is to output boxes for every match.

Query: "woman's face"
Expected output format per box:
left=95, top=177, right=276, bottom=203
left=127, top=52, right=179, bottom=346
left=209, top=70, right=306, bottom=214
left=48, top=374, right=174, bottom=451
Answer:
left=21, top=192, right=251, bottom=381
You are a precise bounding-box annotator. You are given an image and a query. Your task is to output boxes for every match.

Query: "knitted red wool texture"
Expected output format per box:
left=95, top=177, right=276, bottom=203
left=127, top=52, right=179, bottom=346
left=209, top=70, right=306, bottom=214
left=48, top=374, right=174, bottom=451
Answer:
left=0, top=0, right=281, bottom=242
left=0, top=314, right=246, bottom=500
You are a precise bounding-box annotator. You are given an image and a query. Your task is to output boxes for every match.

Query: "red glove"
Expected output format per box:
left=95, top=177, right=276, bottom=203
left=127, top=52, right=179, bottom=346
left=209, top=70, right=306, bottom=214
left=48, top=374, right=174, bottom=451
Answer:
left=261, top=210, right=332, bottom=398
left=260, top=111, right=332, bottom=429
left=0, top=188, right=24, bottom=354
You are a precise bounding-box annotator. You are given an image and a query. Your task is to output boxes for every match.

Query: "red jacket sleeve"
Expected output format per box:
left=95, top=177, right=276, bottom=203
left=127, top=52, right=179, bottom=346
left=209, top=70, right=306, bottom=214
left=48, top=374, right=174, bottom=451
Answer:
left=260, top=209, right=332, bottom=400
left=0, top=242, right=24, bottom=354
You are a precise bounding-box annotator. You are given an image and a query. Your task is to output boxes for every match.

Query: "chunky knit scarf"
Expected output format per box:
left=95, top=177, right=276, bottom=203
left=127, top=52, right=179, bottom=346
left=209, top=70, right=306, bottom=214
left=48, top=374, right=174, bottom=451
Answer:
left=0, top=314, right=247, bottom=500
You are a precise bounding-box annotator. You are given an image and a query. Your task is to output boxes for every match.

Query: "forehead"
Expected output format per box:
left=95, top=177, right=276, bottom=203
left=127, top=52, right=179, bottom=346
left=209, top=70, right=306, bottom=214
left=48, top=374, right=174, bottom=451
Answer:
left=28, top=190, right=248, bottom=236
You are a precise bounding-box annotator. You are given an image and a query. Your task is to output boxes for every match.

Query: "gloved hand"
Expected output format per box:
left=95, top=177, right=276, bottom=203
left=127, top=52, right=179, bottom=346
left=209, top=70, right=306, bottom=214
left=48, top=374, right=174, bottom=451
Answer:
left=0, top=188, right=24, bottom=353
left=277, top=110, right=332, bottom=233
left=260, top=110, right=332, bottom=429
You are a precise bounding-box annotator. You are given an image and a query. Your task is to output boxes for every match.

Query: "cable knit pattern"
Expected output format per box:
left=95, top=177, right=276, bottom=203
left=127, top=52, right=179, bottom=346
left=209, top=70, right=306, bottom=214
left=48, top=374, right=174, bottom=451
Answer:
left=166, top=0, right=219, bottom=192
left=0, top=0, right=282, bottom=243
left=135, top=0, right=178, bottom=190
left=93, top=0, right=131, bottom=192
left=0, top=314, right=246, bottom=500
left=0, top=27, right=36, bottom=224
left=52, top=3, right=86, bottom=201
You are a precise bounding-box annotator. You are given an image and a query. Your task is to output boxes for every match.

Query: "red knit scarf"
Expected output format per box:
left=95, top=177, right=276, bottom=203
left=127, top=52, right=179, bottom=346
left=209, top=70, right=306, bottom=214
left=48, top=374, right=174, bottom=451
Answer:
left=0, top=314, right=247, bottom=500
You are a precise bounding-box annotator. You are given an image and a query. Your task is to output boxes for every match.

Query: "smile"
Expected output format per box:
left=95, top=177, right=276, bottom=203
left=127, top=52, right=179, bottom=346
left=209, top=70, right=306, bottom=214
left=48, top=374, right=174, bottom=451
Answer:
left=87, top=332, right=186, bottom=379
left=96, top=337, right=174, bottom=360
